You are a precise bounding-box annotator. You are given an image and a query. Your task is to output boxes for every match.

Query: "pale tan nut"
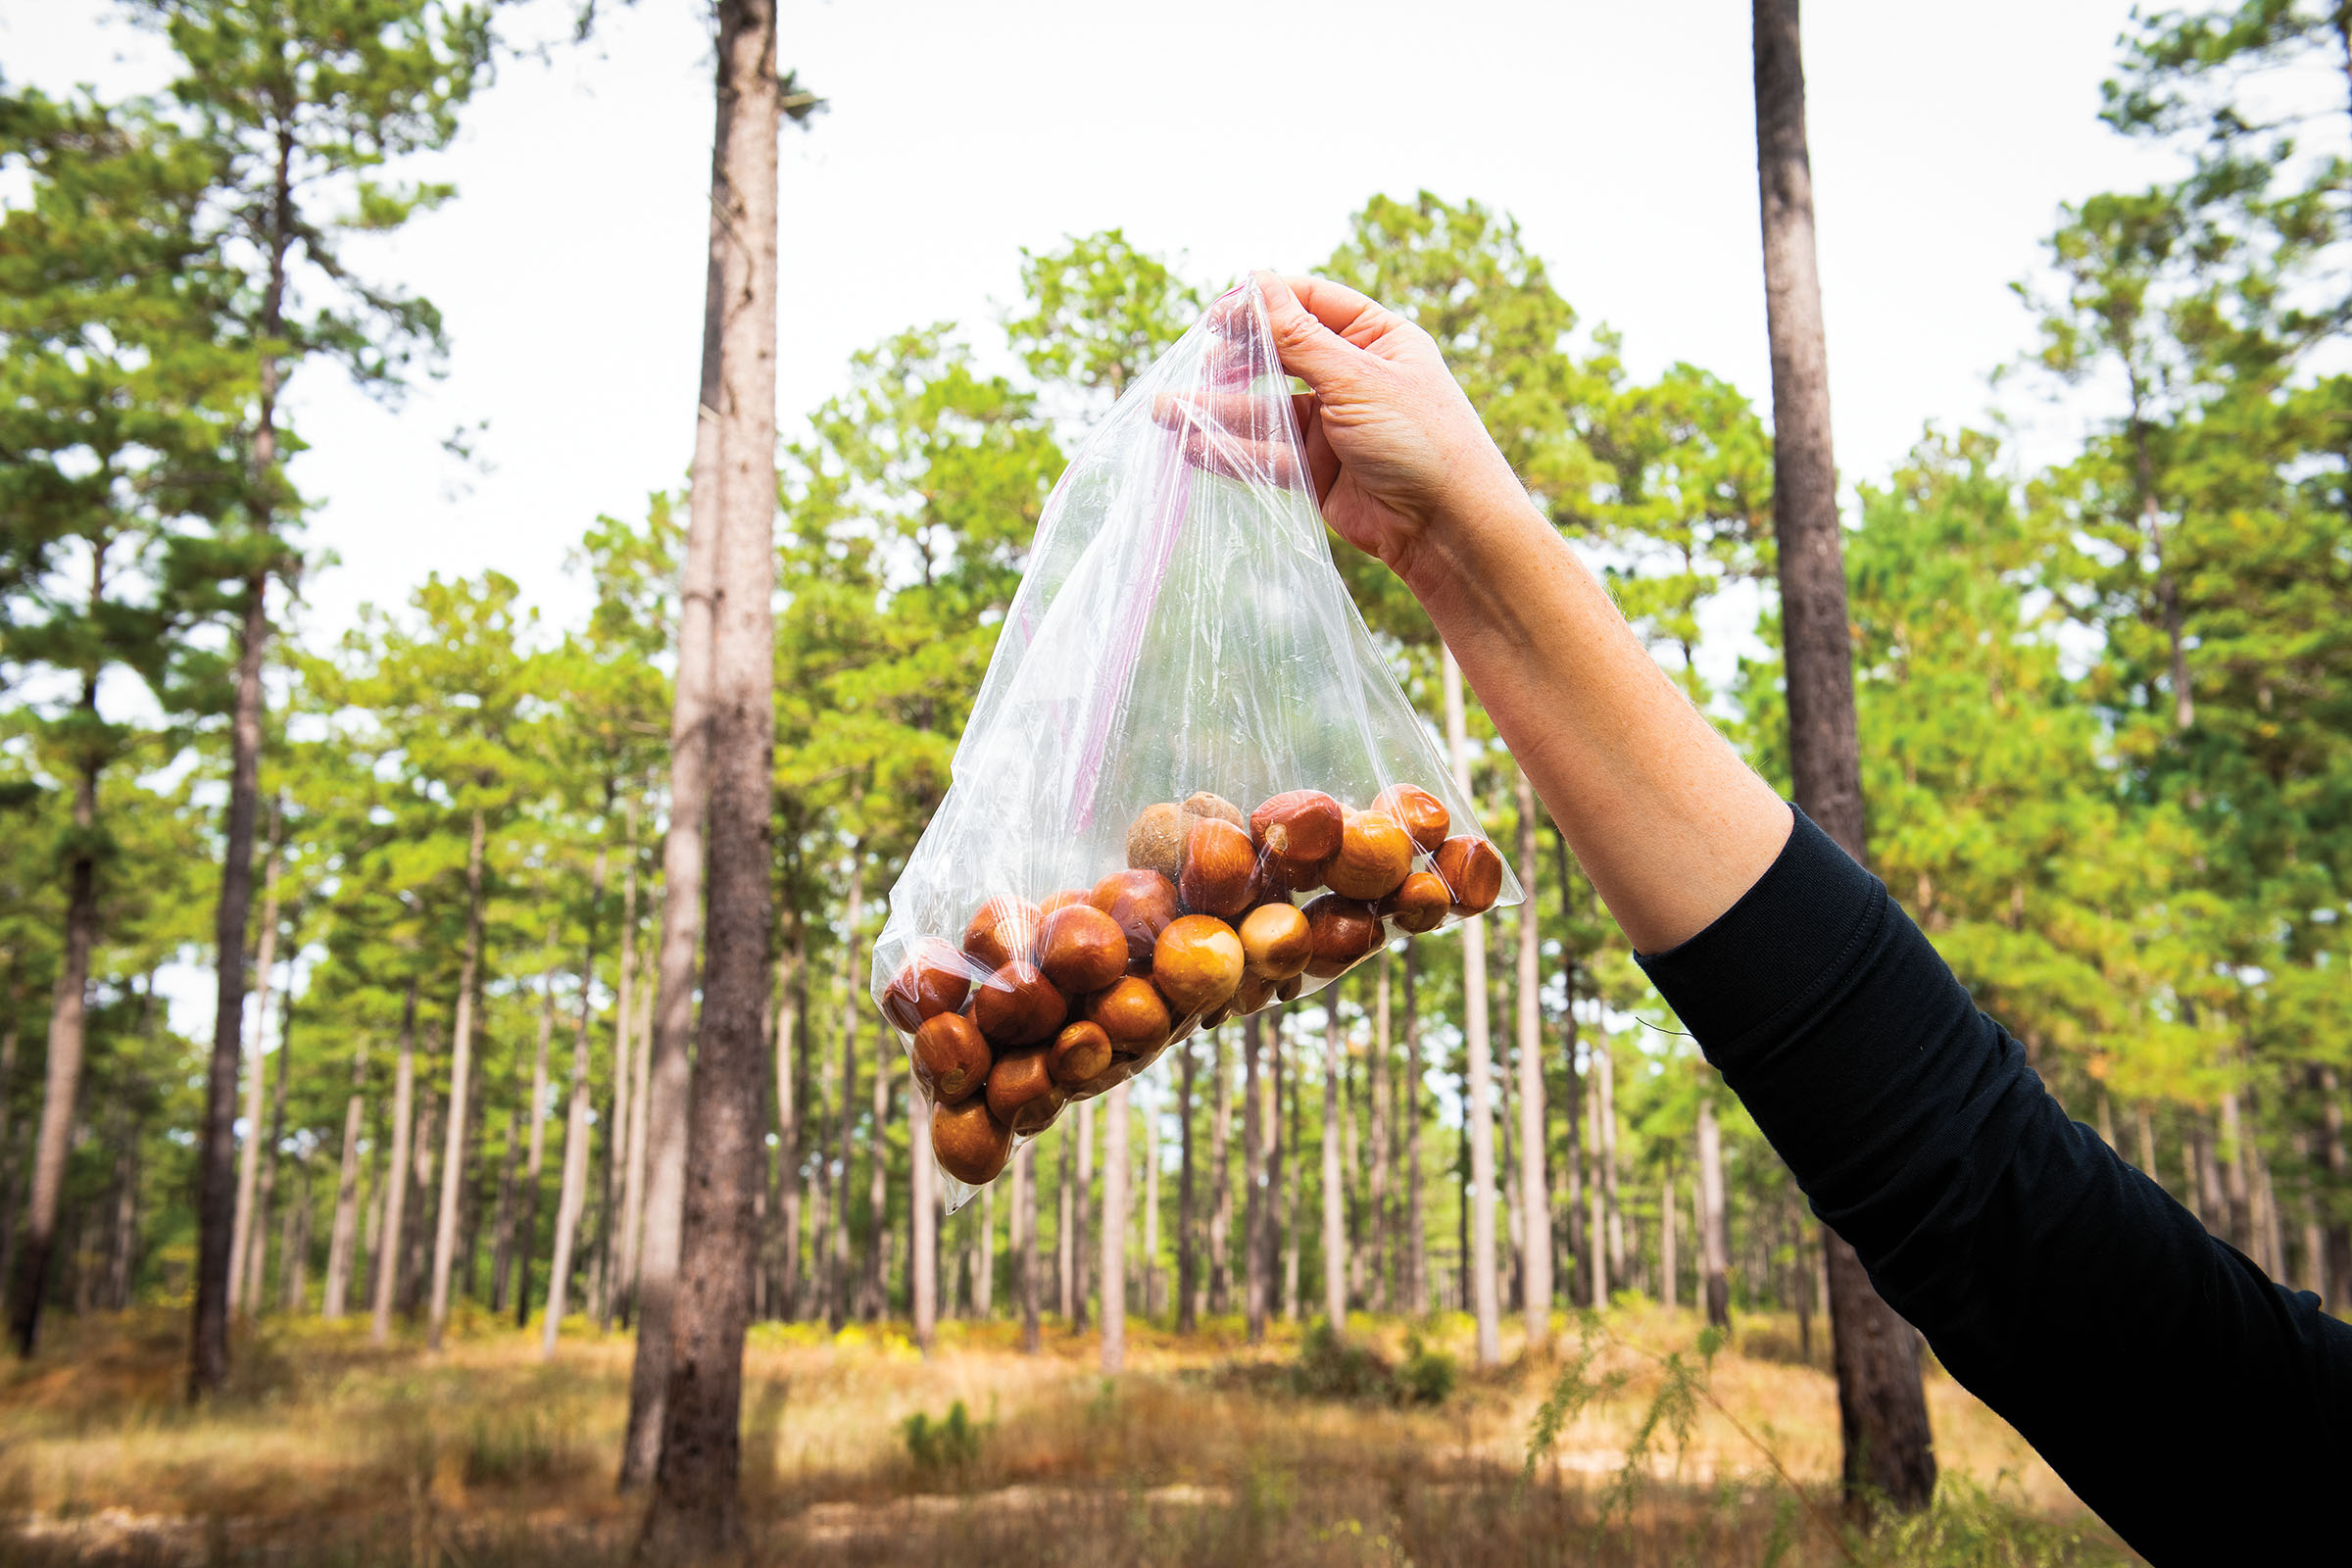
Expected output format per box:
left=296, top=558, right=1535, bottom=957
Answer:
left=1152, top=913, right=1244, bottom=1017
left=932, top=1099, right=1012, bottom=1184
left=1327, top=808, right=1414, bottom=902
left=1182, top=791, right=1247, bottom=832
left=1238, top=901, right=1311, bottom=981
left=1126, top=803, right=1188, bottom=882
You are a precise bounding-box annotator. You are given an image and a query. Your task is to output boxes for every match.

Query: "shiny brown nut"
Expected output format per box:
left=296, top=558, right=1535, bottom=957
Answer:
left=1327, top=809, right=1414, bottom=902
left=1046, top=1018, right=1114, bottom=1087
left=1260, top=845, right=1335, bottom=895
left=1238, top=901, right=1311, bottom=981
left=1037, top=904, right=1127, bottom=996
left=1276, top=974, right=1304, bottom=1003
left=986, top=1047, right=1067, bottom=1134
left=1251, top=789, right=1345, bottom=865
left=1152, top=913, right=1244, bottom=1016
left=932, top=1099, right=1012, bottom=1185
left=1182, top=791, right=1247, bottom=831
left=1201, top=1004, right=1233, bottom=1031
left=1126, top=802, right=1188, bottom=881
left=911, top=1012, right=992, bottom=1104
left=1433, top=835, right=1505, bottom=916
left=1303, top=894, right=1382, bottom=979
left=1086, top=975, right=1171, bottom=1054
left=1089, top=868, right=1180, bottom=967
left=962, top=895, right=1041, bottom=970
left=972, top=960, right=1067, bottom=1046
left=1231, top=974, right=1275, bottom=1015
left=1379, top=869, right=1451, bottom=934
left=1038, top=887, right=1093, bottom=916
left=881, top=938, right=971, bottom=1032
left=1178, top=817, right=1259, bottom=919
left=1372, top=783, right=1450, bottom=853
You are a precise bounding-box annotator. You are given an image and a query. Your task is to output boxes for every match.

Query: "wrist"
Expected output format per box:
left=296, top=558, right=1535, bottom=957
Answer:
left=1401, top=463, right=1553, bottom=632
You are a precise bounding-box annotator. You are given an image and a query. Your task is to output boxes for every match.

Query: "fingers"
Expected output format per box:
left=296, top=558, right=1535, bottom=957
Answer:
left=1292, top=391, right=1341, bottom=505
left=1150, top=390, right=1307, bottom=491
left=1275, top=273, right=1396, bottom=351
left=1253, top=270, right=1373, bottom=394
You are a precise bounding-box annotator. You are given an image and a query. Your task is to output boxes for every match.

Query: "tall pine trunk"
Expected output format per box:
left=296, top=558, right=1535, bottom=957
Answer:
left=1401, top=948, right=1425, bottom=1314
left=1102, top=1081, right=1129, bottom=1370
left=1368, top=956, right=1391, bottom=1313
left=1208, top=1027, right=1232, bottom=1316
left=427, top=809, right=487, bottom=1348
left=606, top=805, right=639, bottom=1319
left=543, top=847, right=609, bottom=1353
left=912, top=1083, right=937, bottom=1349
left=1018, top=1140, right=1041, bottom=1352
left=1697, top=1097, right=1731, bottom=1327
left=228, top=798, right=287, bottom=1316
left=617, top=23, right=734, bottom=1490
left=640, top=0, right=779, bottom=1543
left=245, top=987, right=294, bottom=1310
left=11, top=736, right=100, bottom=1356
left=1321, top=998, right=1346, bottom=1327
left=370, top=984, right=418, bottom=1344
left=515, top=926, right=558, bottom=1327
left=321, top=1038, right=368, bottom=1320
left=1177, top=1034, right=1199, bottom=1332
left=1753, top=0, right=1936, bottom=1514
left=1513, top=772, right=1550, bottom=1348
left=770, top=930, right=803, bottom=1320
left=1443, top=648, right=1500, bottom=1365
left=1243, top=1012, right=1267, bottom=1342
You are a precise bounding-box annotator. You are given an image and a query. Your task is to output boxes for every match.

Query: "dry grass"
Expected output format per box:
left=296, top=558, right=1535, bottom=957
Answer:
left=0, top=1302, right=2141, bottom=1566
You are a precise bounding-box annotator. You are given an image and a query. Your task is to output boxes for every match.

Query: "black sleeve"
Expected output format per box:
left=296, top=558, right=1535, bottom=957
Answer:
left=1636, top=807, right=2352, bottom=1563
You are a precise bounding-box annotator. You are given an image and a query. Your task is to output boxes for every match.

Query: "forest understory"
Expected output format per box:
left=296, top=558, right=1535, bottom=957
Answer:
left=0, top=1303, right=2137, bottom=1567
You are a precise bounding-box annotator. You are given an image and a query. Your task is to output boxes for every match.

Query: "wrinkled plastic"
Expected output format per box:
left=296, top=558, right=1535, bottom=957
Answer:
left=870, top=279, right=1524, bottom=1212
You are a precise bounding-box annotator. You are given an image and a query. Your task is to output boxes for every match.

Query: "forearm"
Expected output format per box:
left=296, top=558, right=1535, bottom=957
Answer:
left=1404, top=479, right=1789, bottom=952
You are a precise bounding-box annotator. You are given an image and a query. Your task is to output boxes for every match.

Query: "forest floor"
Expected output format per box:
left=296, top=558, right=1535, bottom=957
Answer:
left=0, top=1301, right=2141, bottom=1566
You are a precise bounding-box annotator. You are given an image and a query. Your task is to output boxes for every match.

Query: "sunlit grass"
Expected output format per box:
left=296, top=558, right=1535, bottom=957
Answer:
left=0, top=1302, right=2139, bottom=1565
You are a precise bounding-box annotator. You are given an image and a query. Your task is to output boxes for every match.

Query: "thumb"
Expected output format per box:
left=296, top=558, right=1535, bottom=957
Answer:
left=1254, top=270, right=1363, bottom=394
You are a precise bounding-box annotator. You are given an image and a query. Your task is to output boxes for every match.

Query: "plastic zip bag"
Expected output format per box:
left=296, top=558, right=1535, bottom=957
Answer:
left=870, top=279, right=1523, bottom=1211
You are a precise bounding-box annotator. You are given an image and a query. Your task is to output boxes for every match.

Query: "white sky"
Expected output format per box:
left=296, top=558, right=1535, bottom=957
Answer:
left=7, top=0, right=2179, bottom=657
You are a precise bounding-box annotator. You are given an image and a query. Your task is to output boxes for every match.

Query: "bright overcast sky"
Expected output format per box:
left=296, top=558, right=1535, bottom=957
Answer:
left=6, top=0, right=2180, bottom=658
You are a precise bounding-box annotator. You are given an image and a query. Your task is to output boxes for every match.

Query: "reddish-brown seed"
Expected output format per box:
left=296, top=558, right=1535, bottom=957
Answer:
left=1037, top=903, right=1128, bottom=996
left=1303, top=894, right=1383, bottom=979
left=1178, top=817, right=1259, bottom=919
left=986, top=1048, right=1066, bottom=1134
left=911, top=1012, right=993, bottom=1104
left=881, top=937, right=972, bottom=1032
left=1433, top=835, right=1505, bottom=916
left=1250, top=789, right=1345, bottom=863
left=1379, top=870, right=1451, bottom=934
left=972, top=960, right=1067, bottom=1047
left=1046, top=1017, right=1114, bottom=1087
left=962, top=895, right=1042, bottom=971
left=932, top=1100, right=1012, bottom=1184
left=1087, top=975, right=1172, bottom=1055
left=1371, top=783, right=1450, bottom=853
left=1089, top=868, right=1180, bottom=967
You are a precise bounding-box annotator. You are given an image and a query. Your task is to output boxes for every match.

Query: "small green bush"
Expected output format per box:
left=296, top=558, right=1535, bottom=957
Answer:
left=1290, top=1322, right=1454, bottom=1406
left=900, top=1399, right=986, bottom=1476
left=1393, top=1334, right=1455, bottom=1406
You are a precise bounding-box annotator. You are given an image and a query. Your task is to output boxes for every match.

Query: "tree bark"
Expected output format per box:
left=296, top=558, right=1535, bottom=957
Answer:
left=228, top=797, right=287, bottom=1317
left=1244, top=1012, right=1267, bottom=1342
left=1661, top=1170, right=1679, bottom=1309
left=246, top=983, right=295, bottom=1311
left=605, top=803, right=639, bottom=1320
left=1697, top=1097, right=1731, bottom=1327
left=322, top=1037, right=369, bottom=1320
left=1322, top=998, right=1346, bottom=1327
left=1368, top=954, right=1391, bottom=1313
left=864, top=996, right=891, bottom=1319
left=912, top=1080, right=937, bottom=1349
left=1402, top=946, right=1426, bottom=1314
left=191, top=137, right=294, bottom=1394
left=1073, top=1097, right=1094, bottom=1330
left=1018, top=1139, right=1041, bottom=1352
left=1513, top=772, right=1550, bottom=1348
left=1443, top=648, right=1500, bottom=1365
left=2319, top=1067, right=2348, bottom=1307
left=1208, top=1026, right=1232, bottom=1317
left=1587, top=1041, right=1608, bottom=1306
left=1177, top=1034, right=1199, bottom=1331
left=1754, top=0, right=1937, bottom=1513
left=489, top=1104, right=521, bottom=1314
left=515, top=924, right=558, bottom=1327
left=624, top=946, right=658, bottom=1318
left=826, top=860, right=861, bottom=1331
left=616, top=3, right=733, bottom=1485
left=542, top=846, right=609, bottom=1354
left=975, top=1177, right=994, bottom=1317
left=370, top=983, right=418, bottom=1345
left=1279, top=1019, right=1298, bottom=1320
left=640, top=0, right=778, bottom=1544
left=427, top=808, right=487, bottom=1348
left=1102, top=1080, right=1128, bottom=1370
left=771, top=933, right=803, bottom=1321
left=10, top=741, right=101, bottom=1356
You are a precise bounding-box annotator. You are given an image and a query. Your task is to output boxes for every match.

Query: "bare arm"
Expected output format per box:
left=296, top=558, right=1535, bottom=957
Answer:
left=1249, top=270, right=1788, bottom=952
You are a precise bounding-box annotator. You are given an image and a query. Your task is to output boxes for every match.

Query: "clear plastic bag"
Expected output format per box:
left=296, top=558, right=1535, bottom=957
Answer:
left=870, top=279, right=1524, bottom=1211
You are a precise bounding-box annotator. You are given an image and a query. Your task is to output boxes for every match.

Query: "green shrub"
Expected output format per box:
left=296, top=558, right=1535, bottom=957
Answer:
left=900, top=1399, right=986, bottom=1477
left=1290, top=1322, right=1454, bottom=1406
left=1392, top=1333, right=1455, bottom=1406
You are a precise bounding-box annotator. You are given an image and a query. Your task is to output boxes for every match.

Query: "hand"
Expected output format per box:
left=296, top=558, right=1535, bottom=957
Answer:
left=1253, top=270, right=1530, bottom=592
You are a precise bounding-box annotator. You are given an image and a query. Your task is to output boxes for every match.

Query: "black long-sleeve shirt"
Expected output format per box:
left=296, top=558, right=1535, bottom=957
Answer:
left=1636, top=808, right=2352, bottom=1564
